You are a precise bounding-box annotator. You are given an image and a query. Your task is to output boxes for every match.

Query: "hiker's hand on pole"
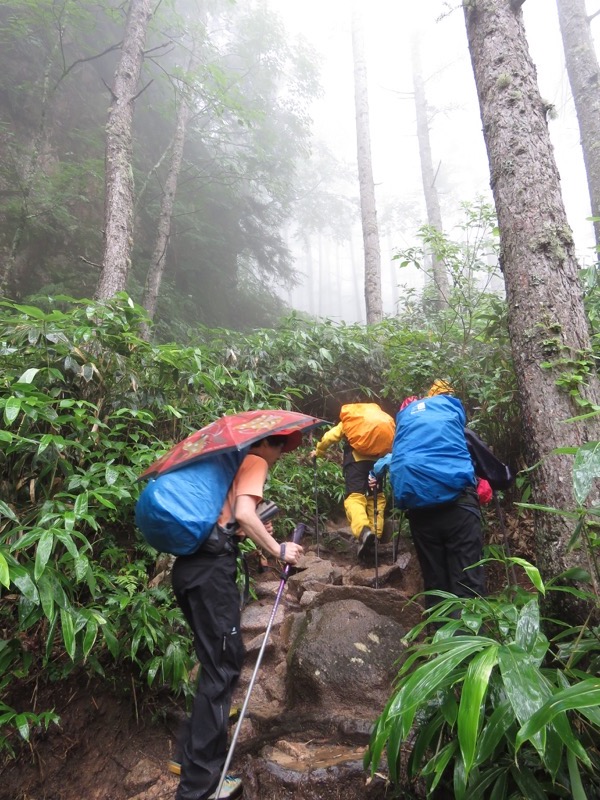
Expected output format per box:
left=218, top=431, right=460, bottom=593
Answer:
left=310, top=449, right=318, bottom=460
left=368, top=470, right=377, bottom=489
left=280, top=541, right=303, bottom=564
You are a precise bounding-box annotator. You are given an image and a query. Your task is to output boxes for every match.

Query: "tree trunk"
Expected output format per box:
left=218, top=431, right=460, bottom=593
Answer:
left=556, top=0, right=600, bottom=251
left=351, top=2, right=383, bottom=324
left=411, top=34, right=449, bottom=310
left=141, top=83, right=192, bottom=335
left=95, top=0, right=152, bottom=300
left=348, top=233, right=363, bottom=321
left=464, top=0, right=600, bottom=605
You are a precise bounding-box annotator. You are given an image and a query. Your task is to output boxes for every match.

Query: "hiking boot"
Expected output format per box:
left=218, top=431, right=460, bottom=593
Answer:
left=167, top=762, right=242, bottom=799
left=357, top=527, right=375, bottom=561
left=208, top=776, right=243, bottom=799
left=168, top=707, right=240, bottom=777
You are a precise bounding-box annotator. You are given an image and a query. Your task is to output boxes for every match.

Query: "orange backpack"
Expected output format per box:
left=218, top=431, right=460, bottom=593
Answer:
left=339, top=403, right=395, bottom=457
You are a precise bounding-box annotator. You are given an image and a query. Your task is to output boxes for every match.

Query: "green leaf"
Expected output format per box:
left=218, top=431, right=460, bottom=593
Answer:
left=105, top=465, right=119, bottom=486
left=548, top=567, right=591, bottom=583
left=15, top=713, right=30, bottom=741
left=44, top=613, right=59, bottom=662
left=408, top=711, right=445, bottom=778
left=102, top=625, right=120, bottom=659
left=389, top=638, right=494, bottom=738
left=0, top=552, right=10, bottom=589
left=453, top=750, right=467, bottom=800
left=514, top=599, right=544, bottom=656
left=515, top=679, right=600, bottom=765
left=567, top=748, right=589, bottom=800
left=0, top=499, right=18, bottom=522
left=510, top=765, right=547, bottom=800
left=73, top=492, right=89, bottom=517
left=507, top=557, right=545, bottom=594
left=34, top=530, right=54, bottom=581
left=82, top=620, right=98, bottom=661
left=566, top=518, right=586, bottom=552
left=73, top=554, right=89, bottom=582
left=12, top=570, right=40, bottom=604
left=573, top=442, right=600, bottom=505
left=8, top=303, right=49, bottom=319
left=37, top=573, right=56, bottom=621
left=489, top=772, right=507, bottom=800
left=458, top=645, right=498, bottom=778
left=4, top=397, right=21, bottom=425
left=18, top=368, right=40, bottom=384
left=473, top=700, right=513, bottom=768
left=498, top=643, right=551, bottom=756
left=514, top=502, right=579, bottom=520
left=423, top=739, right=458, bottom=794
left=60, top=608, right=76, bottom=661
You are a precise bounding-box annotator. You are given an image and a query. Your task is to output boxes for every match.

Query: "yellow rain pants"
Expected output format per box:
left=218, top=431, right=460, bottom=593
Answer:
left=344, top=492, right=386, bottom=539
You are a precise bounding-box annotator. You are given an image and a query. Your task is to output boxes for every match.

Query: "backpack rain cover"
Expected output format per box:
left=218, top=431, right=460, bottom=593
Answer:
left=339, top=403, right=395, bottom=457
left=390, top=395, right=476, bottom=509
left=135, top=450, right=247, bottom=555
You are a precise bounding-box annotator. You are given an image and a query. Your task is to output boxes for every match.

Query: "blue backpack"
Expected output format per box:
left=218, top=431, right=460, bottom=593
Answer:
left=134, top=450, right=247, bottom=555
left=390, top=395, right=476, bottom=510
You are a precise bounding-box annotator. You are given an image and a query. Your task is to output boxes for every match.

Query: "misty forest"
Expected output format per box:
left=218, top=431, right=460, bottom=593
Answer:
left=3, top=0, right=600, bottom=798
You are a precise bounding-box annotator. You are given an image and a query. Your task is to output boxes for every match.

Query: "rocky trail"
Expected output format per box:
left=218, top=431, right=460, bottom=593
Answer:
left=2, top=520, right=436, bottom=800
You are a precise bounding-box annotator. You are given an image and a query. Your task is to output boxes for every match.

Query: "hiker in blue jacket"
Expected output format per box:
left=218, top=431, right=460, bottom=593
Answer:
left=372, top=381, right=489, bottom=608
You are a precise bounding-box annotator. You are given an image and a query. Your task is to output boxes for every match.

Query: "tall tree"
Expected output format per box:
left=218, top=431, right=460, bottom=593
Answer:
left=464, top=0, right=600, bottom=607
left=95, top=0, right=152, bottom=300
left=555, top=0, right=600, bottom=251
left=141, top=48, right=196, bottom=334
left=0, top=0, right=117, bottom=297
left=411, top=33, right=449, bottom=310
left=351, top=1, right=383, bottom=324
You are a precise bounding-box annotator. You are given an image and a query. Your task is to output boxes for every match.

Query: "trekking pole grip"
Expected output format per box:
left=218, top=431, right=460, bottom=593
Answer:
left=292, top=522, right=306, bottom=545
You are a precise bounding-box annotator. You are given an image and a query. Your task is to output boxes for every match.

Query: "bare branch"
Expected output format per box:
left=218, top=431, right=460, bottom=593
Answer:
left=79, top=256, right=102, bottom=270
left=143, top=41, right=173, bottom=57
left=55, top=43, right=123, bottom=89
left=132, top=79, right=154, bottom=103
left=588, top=8, right=600, bottom=22
left=101, top=78, right=117, bottom=101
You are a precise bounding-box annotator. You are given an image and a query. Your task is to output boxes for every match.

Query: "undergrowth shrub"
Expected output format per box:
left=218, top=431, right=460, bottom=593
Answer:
left=366, top=553, right=600, bottom=799
left=0, top=287, right=520, bottom=759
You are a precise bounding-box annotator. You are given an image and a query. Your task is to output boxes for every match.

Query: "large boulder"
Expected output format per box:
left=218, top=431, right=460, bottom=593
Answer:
left=286, top=598, right=406, bottom=716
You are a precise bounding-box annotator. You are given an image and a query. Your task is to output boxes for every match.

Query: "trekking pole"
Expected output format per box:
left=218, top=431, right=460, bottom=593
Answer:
left=391, top=490, right=398, bottom=564
left=313, top=456, right=320, bottom=558
left=215, top=522, right=306, bottom=797
left=373, top=482, right=379, bottom=589
left=493, top=493, right=518, bottom=586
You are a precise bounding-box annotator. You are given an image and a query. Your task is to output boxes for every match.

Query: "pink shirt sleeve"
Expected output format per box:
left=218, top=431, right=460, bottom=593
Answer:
left=218, top=454, right=268, bottom=527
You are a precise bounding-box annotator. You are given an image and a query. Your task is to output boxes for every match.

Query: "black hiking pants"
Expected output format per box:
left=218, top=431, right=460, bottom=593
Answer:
left=407, top=491, right=486, bottom=608
left=172, top=549, right=244, bottom=800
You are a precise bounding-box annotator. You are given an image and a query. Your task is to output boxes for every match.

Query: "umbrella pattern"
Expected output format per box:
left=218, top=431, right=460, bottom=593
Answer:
left=140, top=409, right=327, bottom=479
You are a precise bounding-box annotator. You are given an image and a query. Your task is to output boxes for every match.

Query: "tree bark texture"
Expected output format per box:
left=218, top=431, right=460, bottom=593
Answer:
left=556, top=0, right=600, bottom=251
left=351, top=4, right=383, bottom=324
left=464, top=0, right=600, bottom=592
left=95, top=0, right=152, bottom=300
left=141, top=91, right=191, bottom=328
left=411, top=35, right=450, bottom=310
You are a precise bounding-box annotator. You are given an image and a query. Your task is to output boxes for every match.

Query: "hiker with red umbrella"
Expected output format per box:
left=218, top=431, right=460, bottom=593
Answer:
left=136, top=410, right=325, bottom=800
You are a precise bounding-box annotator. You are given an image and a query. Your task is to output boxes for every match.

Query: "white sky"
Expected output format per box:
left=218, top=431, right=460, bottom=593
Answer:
left=268, top=0, right=598, bottom=319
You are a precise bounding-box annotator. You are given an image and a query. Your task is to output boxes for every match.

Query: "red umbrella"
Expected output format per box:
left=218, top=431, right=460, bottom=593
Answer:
left=140, top=409, right=327, bottom=479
